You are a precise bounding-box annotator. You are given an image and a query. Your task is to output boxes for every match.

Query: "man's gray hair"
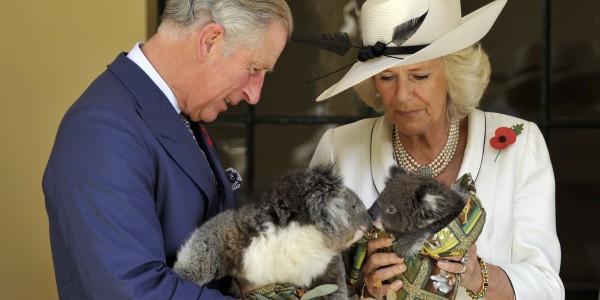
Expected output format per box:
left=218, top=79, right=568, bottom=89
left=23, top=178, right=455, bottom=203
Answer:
left=158, top=0, right=293, bottom=53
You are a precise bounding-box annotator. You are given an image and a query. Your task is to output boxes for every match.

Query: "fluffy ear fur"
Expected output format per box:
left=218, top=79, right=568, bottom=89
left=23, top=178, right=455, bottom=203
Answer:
left=385, top=165, right=408, bottom=185
left=174, top=163, right=371, bottom=300
left=369, top=170, right=466, bottom=258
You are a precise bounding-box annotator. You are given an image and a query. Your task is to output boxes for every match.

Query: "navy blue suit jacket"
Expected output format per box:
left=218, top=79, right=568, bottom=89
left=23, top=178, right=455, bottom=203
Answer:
left=43, top=53, right=238, bottom=299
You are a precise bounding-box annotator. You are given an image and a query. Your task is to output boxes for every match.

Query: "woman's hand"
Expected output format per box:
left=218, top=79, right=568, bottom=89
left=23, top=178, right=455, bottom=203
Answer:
left=436, top=244, right=482, bottom=292
left=362, top=237, right=406, bottom=299
left=437, top=244, right=517, bottom=298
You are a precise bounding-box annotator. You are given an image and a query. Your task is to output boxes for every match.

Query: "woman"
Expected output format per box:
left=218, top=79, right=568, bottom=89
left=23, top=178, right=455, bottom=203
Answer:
left=309, top=0, right=564, bottom=299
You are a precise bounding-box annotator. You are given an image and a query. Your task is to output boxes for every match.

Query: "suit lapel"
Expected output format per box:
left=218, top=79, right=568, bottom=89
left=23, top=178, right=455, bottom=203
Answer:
left=140, top=108, right=218, bottom=195
left=107, top=53, right=220, bottom=207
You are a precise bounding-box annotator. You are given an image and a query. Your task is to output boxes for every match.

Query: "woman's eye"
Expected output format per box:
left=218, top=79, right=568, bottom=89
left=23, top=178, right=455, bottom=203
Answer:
left=413, top=74, right=430, bottom=80
left=378, top=74, right=394, bottom=81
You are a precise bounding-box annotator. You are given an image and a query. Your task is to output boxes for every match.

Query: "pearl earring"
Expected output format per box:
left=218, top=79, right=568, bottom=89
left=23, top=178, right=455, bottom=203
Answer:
left=376, top=92, right=380, bottom=98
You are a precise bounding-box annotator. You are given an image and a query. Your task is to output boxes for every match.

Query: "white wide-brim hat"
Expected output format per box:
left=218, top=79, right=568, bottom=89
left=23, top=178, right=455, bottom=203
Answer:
left=316, top=0, right=507, bottom=101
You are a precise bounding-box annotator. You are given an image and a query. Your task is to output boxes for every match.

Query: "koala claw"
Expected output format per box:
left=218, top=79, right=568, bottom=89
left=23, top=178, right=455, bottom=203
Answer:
left=430, top=270, right=454, bottom=294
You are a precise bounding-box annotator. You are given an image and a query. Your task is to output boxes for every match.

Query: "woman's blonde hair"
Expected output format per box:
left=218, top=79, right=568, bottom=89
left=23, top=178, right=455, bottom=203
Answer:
left=353, top=44, right=491, bottom=120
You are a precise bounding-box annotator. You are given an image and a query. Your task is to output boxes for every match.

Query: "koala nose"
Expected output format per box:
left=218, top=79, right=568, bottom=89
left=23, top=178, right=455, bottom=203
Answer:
left=367, top=220, right=374, bottom=231
left=368, top=203, right=380, bottom=220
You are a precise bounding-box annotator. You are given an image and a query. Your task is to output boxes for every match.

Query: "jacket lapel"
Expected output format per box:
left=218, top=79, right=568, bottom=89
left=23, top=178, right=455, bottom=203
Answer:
left=141, top=108, right=218, bottom=194
left=107, top=53, right=219, bottom=205
left=370, top=116, right=397, bottom=195
left=458, top=110, right=486, bottom=182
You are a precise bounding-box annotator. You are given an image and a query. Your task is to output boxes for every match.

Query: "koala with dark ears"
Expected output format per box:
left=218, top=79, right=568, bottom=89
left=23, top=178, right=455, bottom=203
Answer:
left=368, top=166, right=467, bottom=258
left=174, top=163, right=372, bottom=299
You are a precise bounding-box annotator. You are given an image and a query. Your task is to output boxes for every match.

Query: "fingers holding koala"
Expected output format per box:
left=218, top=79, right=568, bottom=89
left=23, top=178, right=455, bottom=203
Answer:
left=363, top=265, right=405, bottom=298
left=362, top=237, right=406, bottom=298
left=366, top=237, right=394, bottom=255
left=437, top=244, right=481, bottom=289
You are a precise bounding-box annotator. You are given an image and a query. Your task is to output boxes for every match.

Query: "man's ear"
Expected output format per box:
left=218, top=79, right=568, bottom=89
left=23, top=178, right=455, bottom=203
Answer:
left=196, top=23, right=225, bottom=62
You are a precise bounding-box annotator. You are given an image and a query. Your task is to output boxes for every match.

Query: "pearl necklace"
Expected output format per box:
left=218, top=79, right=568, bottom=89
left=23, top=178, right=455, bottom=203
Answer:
left=392, top=119, right=459, bottom=177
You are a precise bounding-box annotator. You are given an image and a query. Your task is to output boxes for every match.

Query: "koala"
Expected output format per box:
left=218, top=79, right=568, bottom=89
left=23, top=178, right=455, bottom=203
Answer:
left=173, top=163, right=372, bottom=299
left=368, top=166, right=467, bottom=258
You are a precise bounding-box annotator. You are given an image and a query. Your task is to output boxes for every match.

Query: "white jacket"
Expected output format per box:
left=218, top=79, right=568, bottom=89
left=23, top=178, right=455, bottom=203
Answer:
left=310, top=109, right=564, bottom=300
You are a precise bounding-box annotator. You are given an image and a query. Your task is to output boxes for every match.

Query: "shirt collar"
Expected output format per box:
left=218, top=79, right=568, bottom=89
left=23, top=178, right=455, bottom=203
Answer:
left=126, top=42, right=180, bottom=114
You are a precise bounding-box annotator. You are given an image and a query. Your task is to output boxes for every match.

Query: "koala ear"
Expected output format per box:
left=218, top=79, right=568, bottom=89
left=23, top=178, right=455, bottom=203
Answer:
left=415, top=184, right=429, bottom=202
left=390, top=166, right=407, bottom=176
left=310, top=162, right=344, bottom=188
left=385, top=165, right=407, bottom=185
left=304, top=163, right=344, bottom=215
left=414, top=181, right=446, bottom=211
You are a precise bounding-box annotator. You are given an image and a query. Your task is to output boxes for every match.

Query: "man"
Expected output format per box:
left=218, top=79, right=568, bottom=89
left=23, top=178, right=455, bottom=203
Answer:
left=42, top=0, right=292, bottom=298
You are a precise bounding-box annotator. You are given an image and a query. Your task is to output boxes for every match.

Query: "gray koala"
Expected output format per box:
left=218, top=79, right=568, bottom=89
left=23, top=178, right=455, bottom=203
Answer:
left=368, top=166, right=467, bottom=258
left=173, top=163, right=372, bottom=299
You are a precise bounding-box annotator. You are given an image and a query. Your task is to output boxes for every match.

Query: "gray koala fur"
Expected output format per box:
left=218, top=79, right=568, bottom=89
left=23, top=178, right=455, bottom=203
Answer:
left=368, top=166, right=467, bottom=258
left=173, top=163, right=372, bottom=299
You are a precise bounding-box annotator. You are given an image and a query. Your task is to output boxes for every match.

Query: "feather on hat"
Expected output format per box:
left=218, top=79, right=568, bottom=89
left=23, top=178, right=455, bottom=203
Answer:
left=294, top=0, right=508, bottom=101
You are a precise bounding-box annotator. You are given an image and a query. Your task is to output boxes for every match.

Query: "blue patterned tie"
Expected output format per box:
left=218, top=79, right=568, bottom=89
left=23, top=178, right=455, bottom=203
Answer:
left=179, top=112, right=242, bottom=191
left=179, top=112, right=216, bottom=184
left=179, top=112, right=197, bottom=141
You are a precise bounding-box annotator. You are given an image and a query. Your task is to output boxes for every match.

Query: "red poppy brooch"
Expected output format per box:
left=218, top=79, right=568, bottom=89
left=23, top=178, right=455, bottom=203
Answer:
left=490, top=124, right=524, bottom=162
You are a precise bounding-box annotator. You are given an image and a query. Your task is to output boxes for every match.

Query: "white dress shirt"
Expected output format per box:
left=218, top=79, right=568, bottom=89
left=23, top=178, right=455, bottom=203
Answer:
left=127, top=42, right=180, bottom=114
